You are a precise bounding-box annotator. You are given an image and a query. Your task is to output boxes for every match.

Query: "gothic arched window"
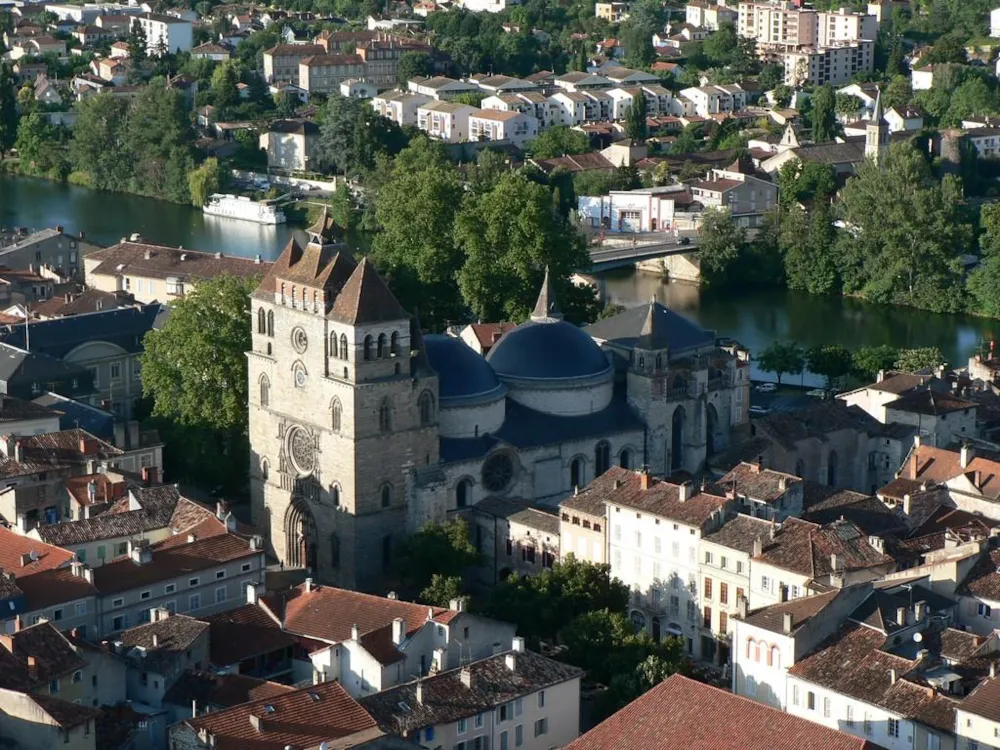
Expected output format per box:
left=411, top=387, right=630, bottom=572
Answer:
left=378, top=398, right=393, bottom=433
left=266, top=310, right=274, bottom=337
left=381, top=484, right=392, bottom=508
left=456, top=478, right=471, bottom=509
left=259, top=375, right=270, bottom=407
left=330, top=332, right=338, bottom=359
left=377, top=333, right=386, bottom=359
left=257, top=308, right=265, bottom=334
left=364, top=335, right=373, bottom=361
left=571, top=457, right=583, bottom=488
left=261, top=459, right=269, bottom=481
left=340, top=334, right=349, bottom=361
left=330, top=484, right=340, bottom=507
left=390, top=331, right=399, bottom=356
left=620, top=449, right=632, bottom=470
left=418, top=391, right=434, bottom=426
left=595, top=441, right=611, bottom=477
left=331, top=398, right=342, bottom=433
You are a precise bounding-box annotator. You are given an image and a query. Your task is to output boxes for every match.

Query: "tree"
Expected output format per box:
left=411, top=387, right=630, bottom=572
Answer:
left=620, top=18, right=655, bottom=68
left=127, top=18, right=147, bottom=65
left=968, top=255, right=1000, bottom=317
left=806, top=344, right=854, bottom=391
left=126, top=82, right=194, bottom=201
left=782, top=202, right=838, bottom=294
left=883, top=75, right=912, bottom=112
left=455, top=171, right=591, bottom=322
left=140, top=275, right=261, bottom=492
left=316, top=95, right=409, bottom=176
left=0, top=62, right=16, bottom=155
left=393, top=518, right=480, bottom=600
left=420, top=574, right=465, bottom=608
left=696, top=207, right=746, bottom=286
left=757, top=341, right=804, bottom=385
left=70, top=93, right=132, bottom=191
left=329, top=182, right=360, bottom=232
left=852, top=345, right=899, bottom=380
left=188, top=157, right=221, bottom=206
left=525, top=126, right=590, bottom=159
left=396, top=51, right=433, bottom=85
left=625, top=89, right=648, bottom=141
left=810, top=85, right=837, bottom=143
left=210, top=61, right=240, bottom=113
left=895, top=347, right=945, bottom=372
left=772, top=84, right=793, bottom=108
left=835, top=92, right=863, bottom=119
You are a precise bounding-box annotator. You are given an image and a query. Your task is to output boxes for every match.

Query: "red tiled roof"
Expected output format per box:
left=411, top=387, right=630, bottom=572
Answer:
left=14, top=567, right=97, bottom=611
left=202, top=603, right=297, bottom=667
left=468, top=322, right=516, bottom=350
left=0, top=621, right=86, bottom=690
left=87, top=241, right=271, bottom=284
left=0, top=527, right=73, bottom=577
left=183, top=679, right=379, bottom=750
left=902, top=445, right=1000, bottom=499
left=564, top=673, right=877, bottom=749
left=29, top=693, right=101, bottom=729
left=328, top=256, right=408, bottom=325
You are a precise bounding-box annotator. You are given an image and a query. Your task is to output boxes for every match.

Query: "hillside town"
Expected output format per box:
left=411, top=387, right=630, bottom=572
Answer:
left=6, top=0, right=1000, bottom=748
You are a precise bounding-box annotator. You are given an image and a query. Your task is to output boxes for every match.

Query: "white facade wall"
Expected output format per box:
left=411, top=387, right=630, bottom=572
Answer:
left=547, top=94, right=586, bottom=126
left=731, top=618, right=795, bottom=709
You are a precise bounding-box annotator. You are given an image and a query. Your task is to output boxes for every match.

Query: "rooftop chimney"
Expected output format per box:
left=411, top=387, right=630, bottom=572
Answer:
left=896, top=606, right=907, bottom=626
left=26, top=655, right=37, bottom=680
left=640, top=471, right=651, bottom=491
left=152, top=633, right=159, bottom=648
left=782, top=612, right=793, bottom=633
left=386, top=591, right=397, bottom=600
left=961, top=443, right=974, bottom=469
left=246, top=581, right=263, bottom=605
left=752, top=537, right=763, bottom=558
left=914, top=601, right=926, bottom=622
left=304, top=577, right=313, bottom=593
left=830, top=553, right=841, bottom=572
left=415, top=679, right=423, bottom=705
left=249, top=714, right=265, bottom=733
left=902, top=493, right=911, bottom=516
left=391, top=617, right=405, bottom=646
left=460, top=666, right=473, bottom=689
left=917, top=648, right=929, bottom=661
left=992, top=662, right=997, bottom=679
left=677, top=482, right=689, bottom=503
left=890, top=668, right=897, bottom=685
left=432, top=646, right=445, bottom=673
left=351, top=623, right=359, bottom=641
left=449, top=597, right=465, bottom=612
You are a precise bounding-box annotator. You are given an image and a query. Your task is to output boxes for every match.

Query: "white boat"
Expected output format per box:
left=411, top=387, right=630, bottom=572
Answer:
left=203, top=194, right=287, bottom=225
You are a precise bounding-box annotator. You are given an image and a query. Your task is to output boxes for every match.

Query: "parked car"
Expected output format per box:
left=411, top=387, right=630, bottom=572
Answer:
left=755, top=383, right=777, bottom=392
left=749, top=405, right=770, bottom=416
left=806, top=388, right=827, bottom=399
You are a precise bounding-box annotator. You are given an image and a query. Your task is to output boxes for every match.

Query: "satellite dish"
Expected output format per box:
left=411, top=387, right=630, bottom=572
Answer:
left=913, top=632, right=923, bottom=643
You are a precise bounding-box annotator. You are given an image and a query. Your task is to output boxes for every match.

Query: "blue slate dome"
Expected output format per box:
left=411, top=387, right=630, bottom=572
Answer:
left=424, top=335, right=505, bottom=404
left=486, top=320, right=612, bottom=381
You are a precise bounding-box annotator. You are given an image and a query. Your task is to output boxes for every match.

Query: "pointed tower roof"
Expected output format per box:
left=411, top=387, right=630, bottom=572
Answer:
left=637, top=297, right=669, bottom=350
left=530, top=266, right=562, bottom=322
left=780, top=123, right=800, bottom=148
left=306, top=206, right=342, bottom=247
left=871, top=87, right=884, bottom=123
left=252, top=235, right=355, bottom=304
left=329, top=256, right=408, bottom=325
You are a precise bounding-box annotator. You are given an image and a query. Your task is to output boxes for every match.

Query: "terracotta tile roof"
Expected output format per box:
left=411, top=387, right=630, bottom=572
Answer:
left=262, top=583, right=447, bottom=649
left=33, top=289, right=129, bottom=318
left=715, top=461, right=800, bottom=503
left=868, top=372, right=932, bottom=394
left=877, top=476, right=930, bottom=500
left=958, top=548, right=1000, bottom=601
left=300, top=53, right=364, bottom=67
left=886, top=389, right=977, bottom=416
left=17, top=428, right=121, bottom=465
left=183, top=678, right=379, bottom=750
left=14, top=567, right=96, bottom=611
left=0, top=393, right=58, bottom=423
left=164, top=670, right=296, bottom=710
left=0, top=621, right=86, bottom=690
left=91, top=533, right=261, bottom=595
left=880, top=678, right=958, bottom=733
left=202, top=603, right=296, bottom=667
left=961, top=676, right=1000, bottom=722
left=508, top=506, right=560, bottom=536
left=742, top=591, right=840, bottom=635
left=0, top=527, right=73, bottom=577
left=564, top=673, right=876, bottom=749
left=755, top=517, right=895, bottom=578
left=87, top=241, right=271, bottom=284
left=361, top=650, right=582, bottom=734
left=585, top=466, right=731, bottom=529
left=752, top=401, right=881, bottom=452
left=117, top=614, right=209, bottom=674
left=467, top=322, right=516, bottom=351
left=702, top=514, right=772, bottom=555
left=28, top=693, right=101, bottom=729
left=328, top=256, right=408, bottom=325
left=937, top=627, right=984, bottom=662
left=801, top=483, right=904, bottom=535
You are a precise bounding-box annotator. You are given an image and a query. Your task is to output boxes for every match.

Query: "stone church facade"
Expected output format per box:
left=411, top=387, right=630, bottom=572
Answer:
left=249, top=216, right=750, bottom=591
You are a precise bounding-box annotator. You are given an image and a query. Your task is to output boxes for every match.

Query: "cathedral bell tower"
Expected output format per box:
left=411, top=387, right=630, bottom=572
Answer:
left=247, top=210, right=439, bottom=591
left=865, top=88, right=889, bottom=164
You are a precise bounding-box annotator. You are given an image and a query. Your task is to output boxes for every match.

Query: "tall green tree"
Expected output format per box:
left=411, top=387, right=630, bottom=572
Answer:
left=810, top=85, right=837, bottom=143
left=396, top=51, right=433, bottom=85
left=0, top=62, right=15, bottom=155
left=625, top=89, right=648, bottom=141
left=696, top=207, right=745, bottom=286
left=455, top=171, right=590, bottom=321
left=620, top=18, right=655, bottom=68
left=140, top=275, right=261, bottom=492
left=895, top=347, right=945, bottom=372
left=757, top=341, right=804, bottom=385
left=393, top=518, right=480, bottom=603
left=188, top=157, right=221, bottom=206
left=70, top=93, right=132, bottom=191
left=210, top=61, right=240, bottom=113
left=852, top=345, right=899, bottom=380
left=127, top=18, right=147, bottom=65
left=126, top=81, right=193, bottom=200
left=316, top=95, right=409, bottom=176
left=806, top=344, right=854, bottom=391
left=525, top=126, right=590, bottom=159
left=782, top=202, right=838, bottom=294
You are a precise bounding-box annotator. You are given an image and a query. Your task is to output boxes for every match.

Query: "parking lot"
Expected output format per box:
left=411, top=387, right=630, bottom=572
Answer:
left=750, top=383, right=828, bottom=415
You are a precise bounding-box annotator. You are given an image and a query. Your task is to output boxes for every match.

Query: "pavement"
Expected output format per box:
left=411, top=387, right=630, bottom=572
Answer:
left=750, top=384, right=826, bottom=414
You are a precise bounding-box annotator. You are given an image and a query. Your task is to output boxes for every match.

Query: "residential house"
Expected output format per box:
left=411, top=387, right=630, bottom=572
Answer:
left=190, top=42, right=231, bottom=61
left=341, top=79, right=377, bottom=98
left=783, top=41, right=875, bottom=87
left=94, top=57, right=129, bottom=84
left=262, top=44, right=325, bottom=85
left=259, top=120, right=320, bottom=172
left=911, top=65, right=934, bottom=91
left=416, top=101, right=476, bottom=142
left=469, top=498, right=559, bottom=584
left=686, top=163, right=779, bottom=229
left=360, top=641, right=583, bottom=750
left=13, top=61, right=48, bottom=85
left=884, top=105, right=923, bottom=132
left=167, top=679, right=401, bottom=750
left=957, top=678, right=1000, bottom=749
left=678, top=84, right=747, bottom=117
left=162, top=670, right=295, bottom=722
left=371, top=91, right=431, bottom=126
left=468, top=109, right=538, bottom=147
left=558, top=483, right=608, bottom=566
left=601, top=66, right=659, bottom=86
left=595, top=2, right=631, bottom=23
left=0, top=343, right=95, bottom=405
left=0, top=394, right=61, bottom=437
left=964, top=127, right=1000, bottom=160
left=33, top=77, right=63, bottom=106
left=256, top=581, right=516, bottom=697
left=298, top=54, right=366, bottom=96
left=471, top=74, right=539, bottom=95
left=0, top=688, right=100, bottom=750
left=565, top=673, right=878, bottom=750
left=547, top=91, right=588, bottom=127
left=83, top=241, right=272, bottom=304
left=9, top=36, right=67, bottom=60
left=0, top=228, right=98, bottom=280
left=552, top=72, right=612, bottom=93
left=686, top=1, right=738, bottom=30
left=893, top=443, right=1000, bottom=521
left=716, top=461, right=804, bottom=521
left=460, top=0, right=521, bottom=13
left=135, top=13, right=192, bottom=55
left=453, top=322, right=516, bottom=356
left=407, top=76, right=481, bottom=100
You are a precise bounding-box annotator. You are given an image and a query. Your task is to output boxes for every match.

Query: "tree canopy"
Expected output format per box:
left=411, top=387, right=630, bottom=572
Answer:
left=393, top=518, right=480, bottom=604
left=757, top=341, right=804, bottom=385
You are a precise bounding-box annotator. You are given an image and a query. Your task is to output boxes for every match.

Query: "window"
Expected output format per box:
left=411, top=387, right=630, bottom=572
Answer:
left=112, top=597, right=124, bottom=608
left=737, top=560, right=744, bottom=574
left=189, top=593, right=201, bottom=611
left=164, top=584, right=176, bottom=594
left=702, top=606, right=712, bottom=628
left=140, top=591, right=151, bottom=601
left=267, top=310, right=274, bottom=337
left=823, top=697, right=830, bottom=718
left=364, top=335, right=373, bottom=360
left=241, top=562, right=251, bottom=573
left=189, top=577, right=199, bottom=587
left=704, top=551, right=713, bottom=564
left=260, top=376, right=270, bottom=407
left=515, top=724, right=523, bottom=747
left=704, top=578, right=712, bottom=600
left=671, top=541, right=679, bottom=558
left=419, top=391, right=434, bottom=426
left=806, top=692, right=815, bottom=711
left=635, top=531, right=642, bottom=548
left=887, top=718, right=899, bottom=738
left=534, top=718, right=548, bottom=737
left=331, top=399, right=342, bottom=432
left=72, top=670, right=82, bottom=684
left=719, top=611, right=727, bottom=633
left=595, top=441, right=611, bottom=476
left=75, top=602, right=86, bottom=616
left=425, top=727, right=435, bottom=743
left=792, top=685, right=799, bottom=706
left=215, top=586, right=227, bottom=604
left=216, top=570, right=226, bottom=580
left=381, top=484, right=392, bottom=508
left=458, top=718, right=467, bottom=734
left=110, top=362, right=122, bottom=381
left=720, top=555, right=727, bottom=569
left=53, top=608, right=63, bottom=621
left=761, top=576, right=769, bottom=592
left=980, top=603, right=992, bottom=618
left=863, top=713, right=872, bottom=734
left=719, top=582, right=728, bottom=605
left=500, top=731, right=508, bottom=750
left=845, top=705, right=854, bottom=727
left=378, top=399, right=392, bottom=433
left=538, top=690, right=545, bottom=708
left=475, top=713, right=484, bottom=729
left=737, top=587, right=745, bottom=603
left=112, top=615, right=126, bottom=631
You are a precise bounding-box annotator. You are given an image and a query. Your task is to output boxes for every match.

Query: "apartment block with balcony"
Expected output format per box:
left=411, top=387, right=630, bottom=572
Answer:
left=469, top=109, right=539, bottom=147
left=416, top=100, right=477, bottom=142
left=783, top=40, right=875, bottom=87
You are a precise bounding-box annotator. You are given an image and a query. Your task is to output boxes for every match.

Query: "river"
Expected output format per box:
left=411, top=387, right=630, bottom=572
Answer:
left=2, top=175, right=996, bottom=376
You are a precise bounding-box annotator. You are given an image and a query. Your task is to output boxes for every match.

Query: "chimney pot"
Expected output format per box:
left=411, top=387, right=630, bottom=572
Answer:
left=505, top=653, right=517, bottom=671
left=890, top=668, right=897, bottom=684
left=640, top=471, right=651, bottom=490
left=512, top=636, right=524, bottom=652
left=896, top=606, right=908, bottom=626
left=351, top=623, right=359, bottom=641
left=391, top=617, right=405, bottom=646
left=415, top=680, right=424, bottom=704
left=26, top=655, right=37, bottom=679
left=678, top=482, right=689, bottom=503
left=752, top=537, right=763, bottom=558
left=460, top=666, right=473, bottom=688
left=386, top=591, right=397, bottom=600
left=782, top=612, right=793, bottom=633
left=304, top=577, right=313, bottom=593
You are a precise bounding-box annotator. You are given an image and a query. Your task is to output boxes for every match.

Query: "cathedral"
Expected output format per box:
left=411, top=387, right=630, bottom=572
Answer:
left=248, top=212, right=751, bottom=590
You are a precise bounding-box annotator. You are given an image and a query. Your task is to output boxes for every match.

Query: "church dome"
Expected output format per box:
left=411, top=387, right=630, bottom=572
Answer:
left=424, top=335, right=505, bottom=405
left=486, top=320, right=612, bottom=382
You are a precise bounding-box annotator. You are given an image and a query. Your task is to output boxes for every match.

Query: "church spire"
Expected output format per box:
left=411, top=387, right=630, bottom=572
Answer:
left=530, top=266, right=562, bottom=322
left=865, top=88, right=889, bottom=163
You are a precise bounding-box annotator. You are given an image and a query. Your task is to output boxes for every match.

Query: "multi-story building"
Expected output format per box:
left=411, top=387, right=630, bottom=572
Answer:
left=416, top=100, right=476, bottom=142
left=783, top=40, right=875, bottom=87
left=816, top=7, right=878, bottom=46
left=548, top=91, right=588, bottom=126
left=262, top=43, right=325, bottom=85
left=469, top=497, right=560, bottom=583
left=559, top=483, right=608, bottom=565
left=407, top=75, right=482, bottom=100
left=371, top=90, right=431, bottom=126
left=357, top=37, right=434, bottom=87
left=259, top=119, right=320, bottom=172
left=595, top=2, right=631, bottom=23
left=686, top=0, right=738, bottom=30
left=298, top=54, right=366, bottom=96
left=688, top=163, right=780, bottom=228
left=468, top=109, right=539, bottom=147
left=0, top=688, right=100, bottom=750
left=360, top=641, right=583, bottom=750
left=678, top=84, right=747, bottom=117
left=0, top=228, right=99, bottom=280
left=134, top=13, right=192, bottom=56
left=84, top=240, right=272, bottom=304
left=739, top=1, right=876, bottom=55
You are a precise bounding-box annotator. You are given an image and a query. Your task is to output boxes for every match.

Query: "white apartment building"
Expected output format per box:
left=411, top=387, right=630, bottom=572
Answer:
left=408, top=76, right=482, bottom=100
left=678, top=84, right=747, bottom=117
left=816, top=7, right=878, bottom=47
left=783, top=41, right=875, bottom=87
left=135, top=12, right=192, bottom=56
left=548, top=91, right=588, bottom=126
left=686, top=0, right=738, bottom=30
left=371, top=90, right=431, bottom=126
left=739, top=2, right=876, bottom=55
left=482, top=92, right=551, bottom=128
left=552, top=72, right=613, bottom=92
left=992, top=7, right=1000, bottom=38
left=469, top=109, right=538, bottom=147
left=911, top=65, right=934, bottom=90
left=460, top=0, right=521, bottom=12
left=606, top=471, right=736, bottom=660
left=416, top=101, right=476, bottom=142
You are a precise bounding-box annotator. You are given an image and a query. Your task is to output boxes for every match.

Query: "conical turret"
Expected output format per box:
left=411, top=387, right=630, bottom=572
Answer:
left=530, top=266, right=562, bottom=322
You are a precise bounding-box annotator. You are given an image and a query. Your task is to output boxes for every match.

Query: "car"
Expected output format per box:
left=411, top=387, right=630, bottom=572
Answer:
left=755, top=382, right=777, bottom=392
left=749, top=405, right=770, bottom=416
left=806, top=388, right=827, bottom=399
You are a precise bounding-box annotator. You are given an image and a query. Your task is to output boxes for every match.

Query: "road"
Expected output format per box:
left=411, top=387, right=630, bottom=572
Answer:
left=587, top=238, right=700, bottom=270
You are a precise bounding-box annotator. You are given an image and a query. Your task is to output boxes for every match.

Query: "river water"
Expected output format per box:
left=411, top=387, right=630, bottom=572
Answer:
left=2, top=175, right=996, bottom=374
